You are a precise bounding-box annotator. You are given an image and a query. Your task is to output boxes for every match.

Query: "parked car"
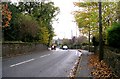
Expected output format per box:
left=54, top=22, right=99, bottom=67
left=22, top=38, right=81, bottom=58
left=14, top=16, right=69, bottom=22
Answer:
left=62, top=45, right=68, bottom=50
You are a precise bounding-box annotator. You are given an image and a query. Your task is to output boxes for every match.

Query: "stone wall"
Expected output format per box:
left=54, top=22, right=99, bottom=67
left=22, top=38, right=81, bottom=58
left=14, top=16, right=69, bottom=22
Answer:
left=81, top=45, right=94, bottom=52
left=2, top=43, right=48, bottom=57
left=0, top=44, right=1, bottom=57
left=104, top=47, right=120, bottom=77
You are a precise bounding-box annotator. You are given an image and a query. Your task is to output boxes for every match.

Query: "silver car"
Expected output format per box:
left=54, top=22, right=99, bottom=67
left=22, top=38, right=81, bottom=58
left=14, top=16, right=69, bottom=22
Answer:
left=62, top=45, right=68, bottom=50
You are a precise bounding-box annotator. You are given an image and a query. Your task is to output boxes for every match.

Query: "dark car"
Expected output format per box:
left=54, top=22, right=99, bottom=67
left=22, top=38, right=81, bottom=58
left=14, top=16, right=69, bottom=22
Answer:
left=51, top=45, right=56, bottom=50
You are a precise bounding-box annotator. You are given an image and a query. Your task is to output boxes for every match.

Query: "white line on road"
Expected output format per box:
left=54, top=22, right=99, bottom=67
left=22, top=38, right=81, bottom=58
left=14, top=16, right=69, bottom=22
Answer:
left=47, top=54, right=50, bottom=56
left=48, top=54, right=50, bottom=55
left=10, top=58, right=35, bottom=67
left=40, top=54, right=50, bottom=58
left=75, top=51, right=78, bottom=56
left=75, top=51, right=82, bottom=56
left=79, top=52, right=82, bottom=56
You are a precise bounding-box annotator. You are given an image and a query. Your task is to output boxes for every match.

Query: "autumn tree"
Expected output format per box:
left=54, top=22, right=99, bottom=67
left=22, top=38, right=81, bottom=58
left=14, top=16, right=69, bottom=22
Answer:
left=3, top=2, right=21, bottom=41
left=73, top=1, right=118, bottom=60
left=2, top=3, right=12, bottom=28
left=74, top=2, right=98, bottom=51
left=73, top=2, right=117, bottom=41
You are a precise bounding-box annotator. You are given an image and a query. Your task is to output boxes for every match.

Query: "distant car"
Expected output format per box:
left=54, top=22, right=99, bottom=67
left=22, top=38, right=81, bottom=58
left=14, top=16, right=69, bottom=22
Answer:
left=62, top=45, right=68, bottom=50
left=51, top=45, right=56, bottom=50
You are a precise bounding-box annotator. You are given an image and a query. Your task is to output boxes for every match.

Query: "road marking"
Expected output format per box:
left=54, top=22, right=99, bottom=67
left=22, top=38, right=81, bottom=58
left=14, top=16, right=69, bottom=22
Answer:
left=40, top=54, right=50, bottom=58
left=47, top=54, right=50, bottom=56
left=10, top=58, right=35, bottom=67
left=75, top=51, right=78, bottom=55
left=75, top=51, right=82, bottom=56
left=79, top=52, right=82, bottom=56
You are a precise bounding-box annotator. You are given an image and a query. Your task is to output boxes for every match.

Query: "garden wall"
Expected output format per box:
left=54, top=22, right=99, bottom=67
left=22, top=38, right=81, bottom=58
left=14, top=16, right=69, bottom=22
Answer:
left=2, top=42, right=48, bottom=58
left=104, top=47, right=120, bottom=77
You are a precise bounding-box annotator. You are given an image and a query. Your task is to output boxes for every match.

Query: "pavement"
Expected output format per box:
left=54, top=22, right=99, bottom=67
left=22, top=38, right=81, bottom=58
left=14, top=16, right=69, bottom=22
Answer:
left=2, top=49, right=81, bottom=77
left=77, top=50, right=93, bottom=78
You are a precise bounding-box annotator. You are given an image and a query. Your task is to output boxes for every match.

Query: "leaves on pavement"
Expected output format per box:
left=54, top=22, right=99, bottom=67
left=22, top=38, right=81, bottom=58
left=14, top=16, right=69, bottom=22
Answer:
left=89, top=54, right=118, bottom=78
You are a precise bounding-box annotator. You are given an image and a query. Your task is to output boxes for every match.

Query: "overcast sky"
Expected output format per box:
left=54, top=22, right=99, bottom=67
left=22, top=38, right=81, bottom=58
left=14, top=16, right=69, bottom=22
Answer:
left=52, top=0, right=80, bottom=39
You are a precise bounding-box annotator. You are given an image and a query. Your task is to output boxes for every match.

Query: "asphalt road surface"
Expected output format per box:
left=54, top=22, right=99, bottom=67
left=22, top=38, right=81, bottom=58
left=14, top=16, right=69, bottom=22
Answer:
left=2, top=48, right=81, bottom=77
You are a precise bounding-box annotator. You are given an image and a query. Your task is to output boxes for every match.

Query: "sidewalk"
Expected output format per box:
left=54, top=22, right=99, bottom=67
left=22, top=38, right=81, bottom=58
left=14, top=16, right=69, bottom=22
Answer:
left=77, top=50, right=93, bottom=78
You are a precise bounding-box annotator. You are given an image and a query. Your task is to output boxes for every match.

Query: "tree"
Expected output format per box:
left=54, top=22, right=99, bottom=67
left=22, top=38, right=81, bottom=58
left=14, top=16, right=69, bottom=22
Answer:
left=38, top=26, right=50, bottom=45
left=18, top=14, right=39, bottom=42
left=3, top=2, right=22, bottom=41
left=17, top=2, right=59, bottom=45
left=73, top=2, right=117, bottom=39
left=2, top=2, right=59, bottom=44
left=98, top=2, right=103, bottom=61
left=76, top=36, right=87, bottom=44
left=2, top=3, right=12, bottom=28
left=107, top=23, right=120, bottom=48
left=73, top=1, right=118, bottom=60
left=74, top=2, right=98, bottom=51
left=31, top=2, right=59, bottom=45
left=2, top=3, right=13, bottom=41
left=116, top=1, right=120, bottom=22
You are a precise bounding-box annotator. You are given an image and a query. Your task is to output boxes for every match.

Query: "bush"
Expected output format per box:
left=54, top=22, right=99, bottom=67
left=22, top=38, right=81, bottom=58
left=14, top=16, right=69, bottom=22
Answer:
left=18, top=14, right=39, bottom=42
left=107, top=23, right=120, bottom=48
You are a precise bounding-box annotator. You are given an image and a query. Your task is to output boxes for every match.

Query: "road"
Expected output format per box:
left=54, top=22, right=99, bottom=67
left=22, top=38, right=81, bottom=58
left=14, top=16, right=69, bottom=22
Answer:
left=2, top=48, right=81, bottom=77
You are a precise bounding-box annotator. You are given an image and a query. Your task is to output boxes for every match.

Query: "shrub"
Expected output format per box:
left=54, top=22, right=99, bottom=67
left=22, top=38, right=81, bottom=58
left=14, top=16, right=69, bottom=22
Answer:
left=107, top=23, right=120, bottom=48
left=18, top=14, right=39, bottom=42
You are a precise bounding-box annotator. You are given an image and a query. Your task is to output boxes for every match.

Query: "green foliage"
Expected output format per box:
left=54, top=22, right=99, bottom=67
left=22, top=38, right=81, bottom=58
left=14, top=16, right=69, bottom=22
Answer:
left=107, top=23, right=120, bottom=48
left=17, top=14, right=39, bottom=42
left=3, top=2, right=59, bottom=45
left=38, top=26, right=50, bottom=45
left=3, top=2, right=20, bottom=41
left=74, top=2, right=118, bottom=37
left=62, top=36, right=88, bottom=49
left=116, top=1, right=120, bottom=22
left=74, top=2, right=99, bottom=35
left=31, top=2, right=59, bottom=45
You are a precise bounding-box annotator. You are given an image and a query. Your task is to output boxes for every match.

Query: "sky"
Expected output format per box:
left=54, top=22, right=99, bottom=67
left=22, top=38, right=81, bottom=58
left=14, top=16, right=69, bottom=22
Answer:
left=52, top=0, right=80, bottom=39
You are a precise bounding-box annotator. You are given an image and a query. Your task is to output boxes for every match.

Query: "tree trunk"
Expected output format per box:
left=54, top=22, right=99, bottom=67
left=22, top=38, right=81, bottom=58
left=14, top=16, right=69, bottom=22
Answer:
left=88, top=26, right=90, bottom=52
left=99, top=2, right=104, bottom=61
